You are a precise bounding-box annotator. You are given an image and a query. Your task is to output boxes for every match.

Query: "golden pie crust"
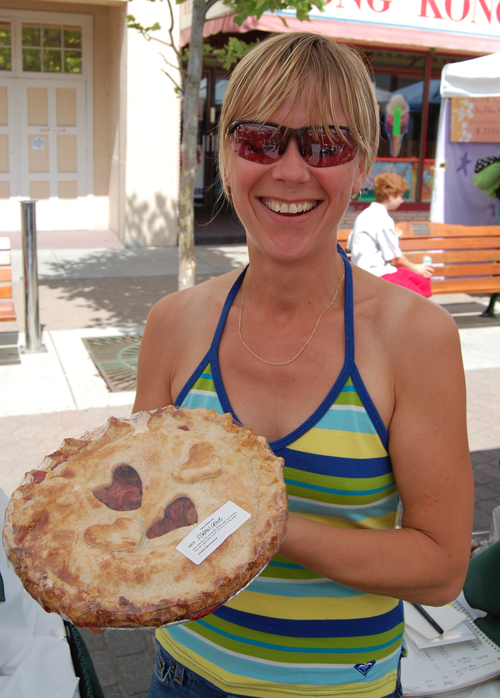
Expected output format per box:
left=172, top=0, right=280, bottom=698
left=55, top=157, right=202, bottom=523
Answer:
left=3, top=407, right=288, bottom=628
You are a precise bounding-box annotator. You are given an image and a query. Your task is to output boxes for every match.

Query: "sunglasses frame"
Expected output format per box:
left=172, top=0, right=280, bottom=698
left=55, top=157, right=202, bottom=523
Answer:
left=226, top=121, right=359, bottom=168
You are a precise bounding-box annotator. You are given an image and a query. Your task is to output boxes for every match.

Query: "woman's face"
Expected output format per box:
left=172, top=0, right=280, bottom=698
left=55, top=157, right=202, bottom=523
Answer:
left=225, top=83, right=366, bottom=264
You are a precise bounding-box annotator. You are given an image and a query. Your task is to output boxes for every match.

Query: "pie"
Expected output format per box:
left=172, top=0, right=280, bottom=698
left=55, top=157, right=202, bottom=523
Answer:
left=3, top=406, right=288, bottom=628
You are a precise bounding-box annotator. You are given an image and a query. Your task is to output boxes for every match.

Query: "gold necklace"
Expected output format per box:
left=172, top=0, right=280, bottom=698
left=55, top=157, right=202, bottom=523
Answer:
left=238, top=259, right=345, bottom=367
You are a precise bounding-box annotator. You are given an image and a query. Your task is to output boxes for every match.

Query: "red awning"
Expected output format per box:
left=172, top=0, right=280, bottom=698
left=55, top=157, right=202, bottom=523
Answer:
left=181, top=11, right=500, bottom=55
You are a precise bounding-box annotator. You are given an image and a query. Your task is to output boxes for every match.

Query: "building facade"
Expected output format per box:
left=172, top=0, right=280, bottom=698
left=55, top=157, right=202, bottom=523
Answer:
left=1, top=1, right=498, bottom=243
left=0, top=0, right=180, bottom=245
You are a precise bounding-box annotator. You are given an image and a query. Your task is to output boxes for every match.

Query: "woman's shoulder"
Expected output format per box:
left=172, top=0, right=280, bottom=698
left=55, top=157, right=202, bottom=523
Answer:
left=149, top=268, right=242, bottom=322
left=352, top=264, right=458, bottom=351
left=141, top=268, right=242, bottom=355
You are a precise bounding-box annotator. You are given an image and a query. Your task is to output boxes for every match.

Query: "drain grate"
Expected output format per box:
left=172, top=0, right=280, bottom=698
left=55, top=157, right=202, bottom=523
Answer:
left=82, top=335, right=142, bottom=392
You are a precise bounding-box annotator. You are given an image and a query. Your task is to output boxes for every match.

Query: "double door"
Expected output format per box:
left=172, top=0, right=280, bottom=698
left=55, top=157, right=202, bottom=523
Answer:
left=0, top=77, right=89, bottom=229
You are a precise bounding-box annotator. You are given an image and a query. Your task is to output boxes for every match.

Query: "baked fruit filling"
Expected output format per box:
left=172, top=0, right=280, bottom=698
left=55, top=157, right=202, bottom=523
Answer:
left=146, top=497, right=198, bottom=539
left=92, top=464, right=143, bottom=511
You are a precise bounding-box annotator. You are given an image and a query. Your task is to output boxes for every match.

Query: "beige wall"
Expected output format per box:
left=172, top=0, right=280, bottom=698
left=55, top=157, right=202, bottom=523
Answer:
left=123, top=0, right=180, bottom=246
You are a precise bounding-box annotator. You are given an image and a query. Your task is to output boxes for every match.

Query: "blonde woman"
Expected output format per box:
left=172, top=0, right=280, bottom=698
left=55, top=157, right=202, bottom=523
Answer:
left=134, top=33, right=473, bottom=698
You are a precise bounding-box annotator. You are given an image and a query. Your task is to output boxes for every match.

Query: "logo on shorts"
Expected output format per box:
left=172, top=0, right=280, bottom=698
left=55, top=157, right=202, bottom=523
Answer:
left=354, top=661, right=376, bottom=676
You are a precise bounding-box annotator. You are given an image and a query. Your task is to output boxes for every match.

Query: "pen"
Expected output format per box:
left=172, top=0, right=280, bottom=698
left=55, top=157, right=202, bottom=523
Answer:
left=411, top=603, right=445, bottom=635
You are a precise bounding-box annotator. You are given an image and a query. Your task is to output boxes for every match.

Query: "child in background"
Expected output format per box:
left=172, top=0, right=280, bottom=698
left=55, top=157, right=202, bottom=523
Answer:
left=349, top=173, right=434, bottom=297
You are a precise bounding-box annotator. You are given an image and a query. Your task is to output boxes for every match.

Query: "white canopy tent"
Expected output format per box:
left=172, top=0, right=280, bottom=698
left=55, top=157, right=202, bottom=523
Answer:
left=430, top=52, right=500, bottom=224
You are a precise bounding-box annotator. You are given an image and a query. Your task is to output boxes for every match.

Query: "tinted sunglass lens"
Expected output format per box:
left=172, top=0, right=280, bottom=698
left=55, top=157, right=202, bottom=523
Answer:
left=301, top=129, right=357, bottom=168
left=230, top=124, right=281, bottom=164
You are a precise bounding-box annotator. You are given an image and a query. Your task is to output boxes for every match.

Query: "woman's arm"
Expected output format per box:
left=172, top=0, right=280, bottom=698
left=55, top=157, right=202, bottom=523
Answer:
left=279, top=302, right=474, bottom=605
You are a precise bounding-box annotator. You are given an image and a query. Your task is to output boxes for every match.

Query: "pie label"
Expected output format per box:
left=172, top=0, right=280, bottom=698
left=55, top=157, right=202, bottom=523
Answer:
left=177, top=501, right=251, bottom=565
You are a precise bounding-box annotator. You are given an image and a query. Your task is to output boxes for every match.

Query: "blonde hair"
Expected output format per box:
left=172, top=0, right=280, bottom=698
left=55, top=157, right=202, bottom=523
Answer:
left=374, top=173, right=408, bottom=202
left=218, top=32, right=379, bottom=200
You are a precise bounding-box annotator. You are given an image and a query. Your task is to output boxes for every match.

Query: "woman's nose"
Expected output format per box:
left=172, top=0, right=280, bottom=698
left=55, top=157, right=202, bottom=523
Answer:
left=271, top=136, right=310, bottom=183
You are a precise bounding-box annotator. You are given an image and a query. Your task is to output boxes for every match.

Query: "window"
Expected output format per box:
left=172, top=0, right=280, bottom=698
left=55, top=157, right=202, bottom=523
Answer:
left=361, top=50, right=428, bottom=202
left=0, top=22, right=11, bottom=71
left=22, top=24, right=82, bottom=74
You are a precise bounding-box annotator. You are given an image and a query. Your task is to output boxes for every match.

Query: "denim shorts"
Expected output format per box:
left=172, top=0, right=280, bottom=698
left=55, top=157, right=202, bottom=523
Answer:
left=148, top=643, right=404, bottom=698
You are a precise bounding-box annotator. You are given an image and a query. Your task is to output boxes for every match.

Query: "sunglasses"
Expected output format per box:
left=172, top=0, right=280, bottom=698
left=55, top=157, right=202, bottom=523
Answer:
left=227, top=121, right=358, bottom=168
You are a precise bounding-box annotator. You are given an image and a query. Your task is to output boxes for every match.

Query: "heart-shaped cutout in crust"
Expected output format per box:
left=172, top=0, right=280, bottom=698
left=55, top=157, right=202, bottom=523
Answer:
left=146, top=497, right=198, bottom=539
left=173, top=441, right=221, bottom=482
left=84, top=517, right=143, bottom=552
left=92, top=464, right=143, bottom=511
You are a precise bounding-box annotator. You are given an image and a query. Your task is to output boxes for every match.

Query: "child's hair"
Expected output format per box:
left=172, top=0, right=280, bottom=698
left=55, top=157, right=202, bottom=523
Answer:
left=373, top=173, right=408, bottom=202
left=218, top=32, right=379, bottom=200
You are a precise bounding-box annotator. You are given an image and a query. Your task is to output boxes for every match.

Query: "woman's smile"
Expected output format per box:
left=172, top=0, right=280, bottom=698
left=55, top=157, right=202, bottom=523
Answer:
left=261, top=198, right=319, bottom=215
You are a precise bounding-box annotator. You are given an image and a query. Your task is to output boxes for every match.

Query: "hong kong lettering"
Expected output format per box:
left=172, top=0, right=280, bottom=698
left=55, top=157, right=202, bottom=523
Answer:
left=419, top=0, right=500, bottom=22
left=331, top=0, right=500, bottom=24
left=335, top=0, right=392, bottom=11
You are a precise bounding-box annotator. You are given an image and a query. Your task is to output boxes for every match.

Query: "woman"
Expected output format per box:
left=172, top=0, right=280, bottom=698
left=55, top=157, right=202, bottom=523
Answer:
left=349, top=173, right=434, bottom=297
left=134, top=33, right=473, bottom=698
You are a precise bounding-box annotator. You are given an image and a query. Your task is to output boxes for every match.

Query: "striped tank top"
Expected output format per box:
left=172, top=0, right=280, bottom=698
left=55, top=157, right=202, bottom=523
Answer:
left=157, top=250, right=404, bottom=698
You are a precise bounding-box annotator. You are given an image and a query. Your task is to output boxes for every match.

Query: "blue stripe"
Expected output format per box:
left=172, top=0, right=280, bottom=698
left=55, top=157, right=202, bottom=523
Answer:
left=213, top=604, right=404, bottom=638
left=281, top=449, right=392, bottom=479
left=181, top=392, right=223, bottom=412
left=286, top=478, right=395, bottom=496
left=200, top=372, right=213, bottom=380
left=249, top=578, right=365, bottom=598
left=314, top=408, right=378, bottom=435
left=267, top=561, right=304, bottom=570
left=196, top=619, right=404, bottom=654
left=288, top=492, right=400, bottom=521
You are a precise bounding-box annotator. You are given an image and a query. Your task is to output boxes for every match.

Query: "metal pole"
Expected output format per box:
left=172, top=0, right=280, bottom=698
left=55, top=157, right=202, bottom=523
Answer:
left=21, top=200, right=42, bottom=352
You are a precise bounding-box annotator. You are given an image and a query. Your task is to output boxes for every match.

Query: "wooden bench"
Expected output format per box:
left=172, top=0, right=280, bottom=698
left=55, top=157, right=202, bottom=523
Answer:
left=0, top=236, right=16, bottom=322
left=339, top=222, right=500, bottom=316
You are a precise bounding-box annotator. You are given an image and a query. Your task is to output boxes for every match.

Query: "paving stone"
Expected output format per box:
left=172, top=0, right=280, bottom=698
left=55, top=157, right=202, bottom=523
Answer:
left=472, top=466, right=500, bottom=486
left=106, top=629, right=148, bottom=657
left=100, top=685, right=124, bottom=698
left=473, top=509, right=493, bottom=532
left=80, top=627, right=108, bottom=652
left=85, top=647, right=120, bottom=688
left=473, top=484, right=500, bottom=502
left=114, top=652, right=155, bottom=694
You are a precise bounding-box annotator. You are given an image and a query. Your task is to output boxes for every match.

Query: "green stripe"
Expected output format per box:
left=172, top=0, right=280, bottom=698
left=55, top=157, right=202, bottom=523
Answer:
left=260, top=566, right=324, bottom=580
left=333, top=392, right=364, bottom=407
left=286, top=484, right=397, bottom=506
left=284, top=468, right=395, bottom=492
left=192, top=376, right=217, bottom=392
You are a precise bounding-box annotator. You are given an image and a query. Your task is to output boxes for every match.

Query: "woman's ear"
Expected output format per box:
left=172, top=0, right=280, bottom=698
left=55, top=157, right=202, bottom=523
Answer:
left=352, top=157, right=366, bottom=196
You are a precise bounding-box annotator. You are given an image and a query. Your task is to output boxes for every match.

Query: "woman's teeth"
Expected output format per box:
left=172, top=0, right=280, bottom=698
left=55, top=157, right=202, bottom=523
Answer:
left=263, top=200, right=317, bottom=215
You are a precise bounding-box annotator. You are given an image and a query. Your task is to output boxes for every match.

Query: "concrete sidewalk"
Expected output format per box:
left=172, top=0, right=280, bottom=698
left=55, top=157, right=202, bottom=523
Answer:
left=1, top=230, right=500, bottom=698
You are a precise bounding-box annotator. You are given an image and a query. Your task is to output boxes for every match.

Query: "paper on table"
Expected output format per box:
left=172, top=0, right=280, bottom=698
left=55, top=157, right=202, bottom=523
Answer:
left=402, top=632, right=500, bottom=696
left=433, top=681, right=500, bottom=698
left=404, top=601, right=467, bottom=640
left=406, top=621, right=477, bottom=650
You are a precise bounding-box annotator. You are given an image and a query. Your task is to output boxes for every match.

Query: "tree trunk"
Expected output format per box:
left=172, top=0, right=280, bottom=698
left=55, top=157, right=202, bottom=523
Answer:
left=177, top=0, right=206, bottom=291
